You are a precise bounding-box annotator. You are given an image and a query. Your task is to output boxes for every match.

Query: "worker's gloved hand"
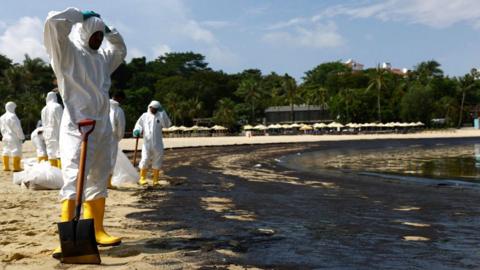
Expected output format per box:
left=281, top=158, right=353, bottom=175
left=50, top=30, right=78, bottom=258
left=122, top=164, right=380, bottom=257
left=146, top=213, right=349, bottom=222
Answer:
left=82, top=10, right=101, bottom=21
left=133, top=130, right=141, bottom=138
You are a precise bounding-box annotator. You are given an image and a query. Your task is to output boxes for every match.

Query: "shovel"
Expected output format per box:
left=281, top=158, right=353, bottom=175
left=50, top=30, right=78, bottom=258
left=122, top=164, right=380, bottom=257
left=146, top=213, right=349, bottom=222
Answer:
left=57, top=119, right=101, bottom=264
left=133, top=136, right=139, bottom=167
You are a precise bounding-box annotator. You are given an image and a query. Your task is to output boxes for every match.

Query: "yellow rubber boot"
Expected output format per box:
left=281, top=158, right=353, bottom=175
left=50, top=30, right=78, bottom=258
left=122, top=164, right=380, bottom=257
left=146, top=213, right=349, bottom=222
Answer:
left=52, top=200, right=75, bottom=259
left=138, top=169, right=148, bottom=186
left=83, top=198, right=121, bottom=246
left=152, top=169, right=160, bottom=186
left=2, top=156, right=10, bottom=171
left=49, top=159, right=58, bottom=168
left=13, top=156, right=22, bottom=172
left=38, top=156, right=48, bottom=162
left=107, top=175, right=115, bottom=189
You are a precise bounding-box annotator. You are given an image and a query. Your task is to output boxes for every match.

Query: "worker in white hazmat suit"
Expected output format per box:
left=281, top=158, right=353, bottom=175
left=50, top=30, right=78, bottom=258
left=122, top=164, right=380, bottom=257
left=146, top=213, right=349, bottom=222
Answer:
left=41, top=91, right=63, bottom=168
left=44, top=7, right=126, bottom=258
left=133, top=100, right=171, bottom=186
left=0, top=102, right=25, bottom=172
left=31, top=126, right=48, bottom=162
left=108, top=91, right=126, bottom=188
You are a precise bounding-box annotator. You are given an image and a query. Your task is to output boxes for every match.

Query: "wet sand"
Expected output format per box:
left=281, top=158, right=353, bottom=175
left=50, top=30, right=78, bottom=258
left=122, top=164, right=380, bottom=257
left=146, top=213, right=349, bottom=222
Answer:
left=1, top=137, right=480, bottom=269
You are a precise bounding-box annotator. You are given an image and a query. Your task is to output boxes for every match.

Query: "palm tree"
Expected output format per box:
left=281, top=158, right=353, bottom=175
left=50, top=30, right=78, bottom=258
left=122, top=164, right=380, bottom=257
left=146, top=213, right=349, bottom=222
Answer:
left=235, top=77, right=262, bottom=123
left=184, top=97, right=203, bottom=123
left=367, top=65, right=388, bottom=122
left=457, top=68, right=479, bottom=128
left=164, top=92, right=183, bottom=125
left=282, top=74, right=298, bottom=122
left=415, top=60, right=443, bottom=84
left=213, top=98, right=237, bottom=128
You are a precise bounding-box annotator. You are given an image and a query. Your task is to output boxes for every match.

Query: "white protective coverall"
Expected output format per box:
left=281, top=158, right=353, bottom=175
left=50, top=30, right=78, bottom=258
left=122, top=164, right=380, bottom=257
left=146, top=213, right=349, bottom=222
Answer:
left=44, top=8, right=127, bottom=201
left=0, top=102, right=25, bottom=157
left=41, top=92, right=63, bottom=159
left=109, top=99, right=125, bottom=170
left=134, top=101, right=172, bottom=170
left=31, top=127, right=47, bottom=158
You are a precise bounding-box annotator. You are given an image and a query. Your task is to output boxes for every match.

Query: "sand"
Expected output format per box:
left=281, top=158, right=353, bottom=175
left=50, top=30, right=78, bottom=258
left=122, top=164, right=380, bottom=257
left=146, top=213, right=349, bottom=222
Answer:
left=0, top=130, right=479, bottom=269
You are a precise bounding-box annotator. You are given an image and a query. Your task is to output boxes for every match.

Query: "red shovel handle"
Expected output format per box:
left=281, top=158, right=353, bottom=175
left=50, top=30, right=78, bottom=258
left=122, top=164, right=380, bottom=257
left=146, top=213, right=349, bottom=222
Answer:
left=78, top=119, right=96, bottom=141
left=74, top=119, right=96, bottom=220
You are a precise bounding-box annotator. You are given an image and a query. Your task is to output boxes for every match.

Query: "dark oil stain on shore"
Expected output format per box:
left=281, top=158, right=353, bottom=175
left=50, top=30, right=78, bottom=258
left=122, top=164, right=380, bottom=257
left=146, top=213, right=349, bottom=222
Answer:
left=125, top=137, right=480, bottom=269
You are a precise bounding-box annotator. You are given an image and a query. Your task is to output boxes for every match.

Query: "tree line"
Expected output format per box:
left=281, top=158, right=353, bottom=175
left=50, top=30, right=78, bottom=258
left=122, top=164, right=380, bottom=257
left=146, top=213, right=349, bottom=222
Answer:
left=0, top=52, right=478, bottom=135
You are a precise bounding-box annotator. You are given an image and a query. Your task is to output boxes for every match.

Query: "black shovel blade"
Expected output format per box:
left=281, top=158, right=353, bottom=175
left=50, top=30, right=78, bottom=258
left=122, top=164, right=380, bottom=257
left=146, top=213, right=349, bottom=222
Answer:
left=57, top=218, right=101, bottom=264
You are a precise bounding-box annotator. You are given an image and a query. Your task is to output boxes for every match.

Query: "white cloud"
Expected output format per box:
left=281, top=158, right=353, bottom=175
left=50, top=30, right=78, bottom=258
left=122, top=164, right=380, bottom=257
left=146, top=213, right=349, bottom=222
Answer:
left=266, top=17, right=308, bottom=30
left=263, top=21, right=344, bottom=49
left=182, top=20, right=216, bottom=44
left=206, top=45, right=241, bottom=68
left=152, top=44, right=171, bottom=58
left=0, top=16, right=47, bottom=63
left=316, top=0, right=480, bottom=29
left=126, top=47, right=146, bottom=61
left=200, top=20, right=232, bottom=29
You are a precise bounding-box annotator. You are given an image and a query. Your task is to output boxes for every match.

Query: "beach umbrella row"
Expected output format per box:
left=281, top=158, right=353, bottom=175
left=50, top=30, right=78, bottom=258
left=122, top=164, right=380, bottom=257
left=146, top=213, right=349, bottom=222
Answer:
left=243, top=121, right=425, bottom=131
left=162, top=125, right=228, bottom=132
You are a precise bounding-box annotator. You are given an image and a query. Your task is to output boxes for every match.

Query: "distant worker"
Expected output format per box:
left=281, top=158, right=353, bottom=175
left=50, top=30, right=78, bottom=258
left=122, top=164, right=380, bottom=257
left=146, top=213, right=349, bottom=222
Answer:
left=44, top=7, right=127, bottom=258
left=41, top=91, right=63, bottom=168
left=108, top=91, right=126, bottom=188
left=133, top=101, right=171, bottom=186
left=0, top=102, right=25, bottom=172
left=31, top=125, right=48, bottom=163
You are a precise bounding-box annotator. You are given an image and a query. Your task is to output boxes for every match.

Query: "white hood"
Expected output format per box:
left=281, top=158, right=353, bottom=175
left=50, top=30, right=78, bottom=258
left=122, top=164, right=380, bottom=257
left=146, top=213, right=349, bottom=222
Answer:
left=5, top=101, right=16, bottom=114
left=46, top=91, right=58, bottom=104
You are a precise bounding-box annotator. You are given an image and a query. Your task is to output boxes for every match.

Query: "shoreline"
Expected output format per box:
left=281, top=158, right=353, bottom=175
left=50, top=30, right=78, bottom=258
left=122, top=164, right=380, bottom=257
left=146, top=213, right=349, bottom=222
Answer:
left=1, top=137, right=480, bottom=269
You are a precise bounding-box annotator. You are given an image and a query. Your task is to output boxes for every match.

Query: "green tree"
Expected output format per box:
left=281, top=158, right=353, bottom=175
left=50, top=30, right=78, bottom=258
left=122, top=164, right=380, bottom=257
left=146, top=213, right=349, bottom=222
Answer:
left=367, top=66, right=388, bottom=122
left=457, top=68, right=479, bottom=127
left=235, top=77, right=263, bottom=123
left=281, top=74, right=298, bottom=122
left=213, top=98, right=237, bottom=128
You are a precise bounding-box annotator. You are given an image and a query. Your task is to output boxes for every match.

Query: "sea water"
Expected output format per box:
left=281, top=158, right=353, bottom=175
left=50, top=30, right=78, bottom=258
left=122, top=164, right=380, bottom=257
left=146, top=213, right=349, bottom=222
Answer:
left=284, top=143, right=480, bottom=183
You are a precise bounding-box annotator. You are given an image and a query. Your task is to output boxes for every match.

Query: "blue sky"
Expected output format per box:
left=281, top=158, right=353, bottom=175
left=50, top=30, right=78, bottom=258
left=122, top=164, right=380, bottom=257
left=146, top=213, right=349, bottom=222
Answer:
left=1, top=0, right=480, bottom=81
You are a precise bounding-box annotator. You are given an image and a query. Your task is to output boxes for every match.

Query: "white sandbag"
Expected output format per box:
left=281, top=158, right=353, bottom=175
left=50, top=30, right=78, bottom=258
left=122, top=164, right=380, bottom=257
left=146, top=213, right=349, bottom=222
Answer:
left=12, top=171, right=26, bottom=185
left=12, top=158, right=38, bottom=186
left=112, top=151, right=138, bottom=185
left=13, top=161, right=63, bottom=190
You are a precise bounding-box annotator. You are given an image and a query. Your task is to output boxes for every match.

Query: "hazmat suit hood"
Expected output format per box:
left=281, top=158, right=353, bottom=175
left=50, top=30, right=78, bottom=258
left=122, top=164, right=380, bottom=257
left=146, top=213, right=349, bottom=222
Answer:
left=5, top=102, right=16, bottom=114
left=46, top=91, right=58, bottom=104
left=110, top=99, right=119, bottom=108
left=77, top=16, right=105, bottom=49
left=148, top=100, right=162, bottom=111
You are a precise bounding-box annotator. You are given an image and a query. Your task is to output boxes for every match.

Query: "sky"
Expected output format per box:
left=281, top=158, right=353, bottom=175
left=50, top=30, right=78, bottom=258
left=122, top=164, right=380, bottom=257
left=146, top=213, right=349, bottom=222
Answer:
left=1, top=0, right=480, bottom=81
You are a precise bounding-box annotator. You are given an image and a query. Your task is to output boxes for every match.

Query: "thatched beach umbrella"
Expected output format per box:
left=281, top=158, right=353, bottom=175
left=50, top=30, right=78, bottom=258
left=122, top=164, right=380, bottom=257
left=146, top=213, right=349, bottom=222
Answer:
left=253, top=124, right=267, bottom=131
left=313, top=123, right=327, bottom=129
left=299, top=124, right=313, bottom=131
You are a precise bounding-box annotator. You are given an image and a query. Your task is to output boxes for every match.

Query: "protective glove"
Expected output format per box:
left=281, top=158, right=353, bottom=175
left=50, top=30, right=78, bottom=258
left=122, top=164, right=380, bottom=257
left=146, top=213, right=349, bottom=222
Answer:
left=133, top=130, right=141, bottom=138
left=82, top=10, right=101, bottom=21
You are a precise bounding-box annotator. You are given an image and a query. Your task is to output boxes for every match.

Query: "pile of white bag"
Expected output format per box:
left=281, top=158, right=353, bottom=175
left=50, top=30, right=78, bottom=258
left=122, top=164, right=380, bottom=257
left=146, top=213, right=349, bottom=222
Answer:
left=13, top=151, right=138, bottom=190
left=13, top=158, right=63, bottom=190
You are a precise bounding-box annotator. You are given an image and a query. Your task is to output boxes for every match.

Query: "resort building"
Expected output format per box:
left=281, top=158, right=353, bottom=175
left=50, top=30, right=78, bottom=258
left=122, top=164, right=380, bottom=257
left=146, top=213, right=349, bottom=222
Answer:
left=344, top=59, right=364, bottom=71
left=264, top=104, right=331, bottom=124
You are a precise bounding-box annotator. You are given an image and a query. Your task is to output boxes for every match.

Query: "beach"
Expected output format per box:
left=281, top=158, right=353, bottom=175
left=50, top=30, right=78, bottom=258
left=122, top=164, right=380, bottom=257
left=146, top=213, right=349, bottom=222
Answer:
left=1, top=129, right=480, bottom=269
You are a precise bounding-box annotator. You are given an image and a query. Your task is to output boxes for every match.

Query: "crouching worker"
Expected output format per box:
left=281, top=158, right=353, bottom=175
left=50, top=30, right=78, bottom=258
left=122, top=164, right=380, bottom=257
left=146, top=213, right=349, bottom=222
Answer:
left=44, top=7, right=127, bottom=259
left=133, top=101, right=171, bottom=186
left=0, top=102, right=25, bottom=172
left=31, top=125, right=48, bottom=162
